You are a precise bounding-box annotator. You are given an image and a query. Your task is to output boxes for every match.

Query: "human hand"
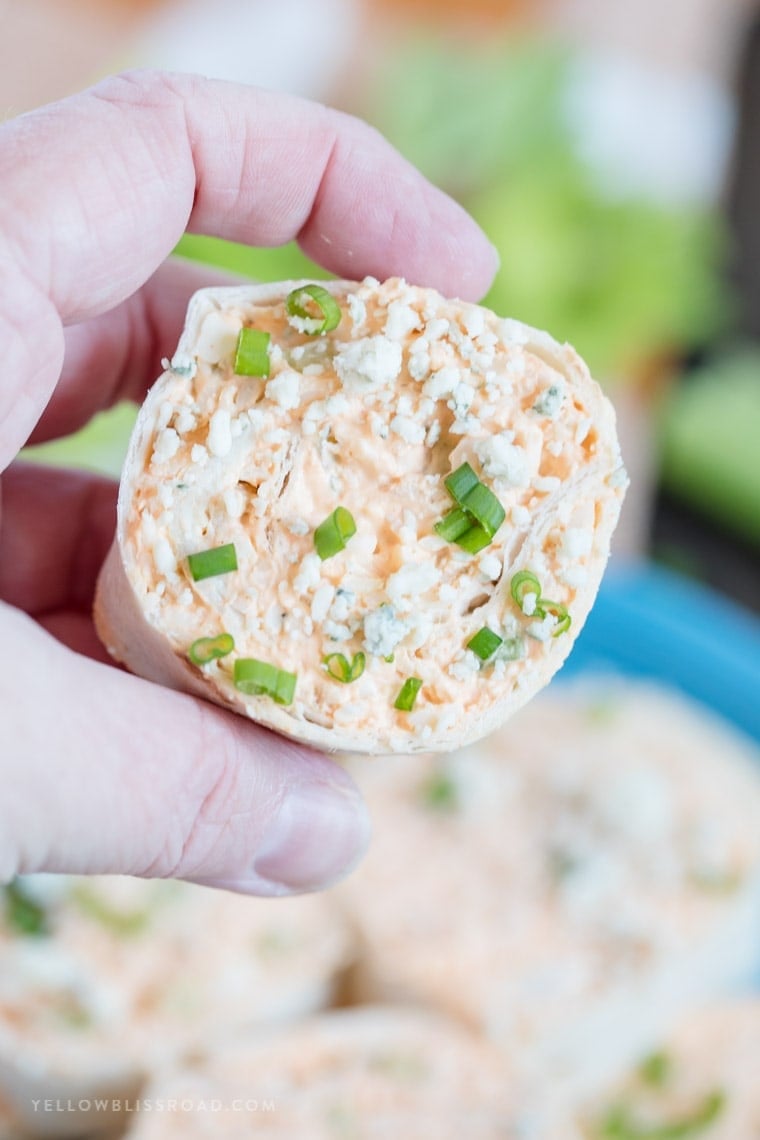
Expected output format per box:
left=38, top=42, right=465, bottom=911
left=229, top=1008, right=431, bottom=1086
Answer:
left=0, top=71, right=498, bottom=896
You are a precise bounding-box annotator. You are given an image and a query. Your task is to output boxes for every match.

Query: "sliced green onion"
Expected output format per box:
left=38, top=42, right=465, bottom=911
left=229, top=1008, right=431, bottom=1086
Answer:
left=600, top=1089, right=726, bottom=1140
left=188, top=632, right=235, bottom=666
left=510, top=570, right=542, bottom=611
left=286, top=284, right=342, bottom=335
left=444, top=462, right=480, bottom=504
left=536, top=600, right=571, bottom=636
left=455, top=524, right=493, bottom=554
left=234, top=327, right=271, bottom=376
left=638, top=1051, right=673, bottom=1089
left=394, top=676, right=422, bottom=712
left=420, top=771, right=458, bottom=811
left=322, top=652, right=366, bottom=684
left=234, top=658, right=297, bottom=705
left=314, top=506, right=356, bottom=560
left=434, top=507, right=472, bottom=543
left=71, top=886, right=149, bottom=937
left=467, top=627, right=503, bottom=661
left=460, top=482, right=505, bottom=538
left=4, top=880, right=48, bottom=937
left=187, top=543, right=238, bottom=582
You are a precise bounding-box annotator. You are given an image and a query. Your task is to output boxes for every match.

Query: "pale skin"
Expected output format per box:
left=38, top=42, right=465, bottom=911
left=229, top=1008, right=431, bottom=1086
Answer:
left=0, top=71, right=498, bottom=897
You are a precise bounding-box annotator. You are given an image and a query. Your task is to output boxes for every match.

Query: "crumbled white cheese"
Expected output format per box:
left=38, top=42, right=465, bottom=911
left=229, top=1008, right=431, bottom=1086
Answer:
left=347, top=294, right=366, bottom=328
left=463, top=307, right=485, bottom=339
left=196, top=311, right=240, bottom=365
left=362, top=275, right=380, bottom=288
left=608, top=465, right=629, bottom=488
left=448, top=651, right=481, bottom=682
left=190, top=444, right=208, bottom=467
left=265, top=604, right=283, bottom=635
left=576, top=417, right=592, bottom=446
left=559, top=565, right=588, bottom=588
left=370, top=412, right=389, bottom=439
left=390, top=415, right=426, bottom=445
left=286, top=518, right=310, bottom=537
left=527, top=613, right=558, bottom=641
left=363, top=605, right=408, bottom=657
left=385, top=300, right=420, bottom=341
left=207, top=409, right=232, bottom=458
left=511, top=504, right=530, bottom=527
left=164, top=352, right=196, bottom=379
left=323, top=620, right=352, bottom=642
left=293, top=553, right=321, bottom=595
left=158, top=484, right=174, bottom=509
left=560, top=527, right=593, bottom=561
left=387, top=562, right=440, bottom=610
left=302, top=363, right=324, bottom=377
left=424, top=366, right=459, bottom=400
left=265, top=370, right=301, bottom=411
left=334, top=335, right=403, bottom=393
left=329, top=588, right=355, bottom=623
left=152, top=538, right=176, bottom=576
left=425, top=317, right=449, bottom=341
left=533, top=382, right=566, bottom=418
left=157, top=401, right=173, bottom=431
left=152, top=428, right=180, bottom=465
left=522, top=591, right=539, bottom=617
left=326, top=393, right=349, bottom=416
left=425, top=420, right=441, bottom=447
left=222, top=488, right=246, bottom=519
left=175, top=407, right=197, bottom=435
left=475, top=433, right=529, bottom=486
left=311, top=583, right=335, bottom=624
left=408, top=344, right=431, bottom=382
left=439, top=583, right=457, bottom=605
left=450, top=382, right=474, bottom=417
left=479, top=553, right=502, bottom=581
left=178, top=588, right=193, bottom=607
left=287, top=313, right=323, bottom=335
left=533, top=475, right=561, bottom=494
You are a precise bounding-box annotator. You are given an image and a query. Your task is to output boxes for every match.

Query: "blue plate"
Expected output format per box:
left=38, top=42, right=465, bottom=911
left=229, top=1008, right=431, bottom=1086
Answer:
left=562, top=564, right=760, bottom=744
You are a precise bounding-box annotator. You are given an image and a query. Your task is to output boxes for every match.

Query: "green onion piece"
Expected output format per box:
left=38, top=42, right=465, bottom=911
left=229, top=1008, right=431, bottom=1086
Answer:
left=537, top=600, right=571, bottom=636
left=286, top=284, right=342, bottom=335
left=460, top=481, right=505, bottom=538
left=638, top=1052, right=673, bottom=1089
left=71, top=886, right=150, bottom=937
left=420, top=771, right=458, bottom=811
left=234, top=658, right=297, bottom=705
left=4, top=880, right=48, bottom=937
left=600, top=1090, right=726, bottom=1140
left=234, top=327, right=271, bottom=376
left=444, top=462, right=480, bottom=504
left=467, top=627, right=503, bottom=661
left=188, top=633, right=235, bottom=666
left=510, top=570, right=542, bottom=611
left=434, top=507, right=472, bottom=543
left=394, top=676, right=422, bottom=712
left=455, top=524, right=493, bottom=554
left=323, top=652, right=366, bottom=684
left=314, top=506, right=356, bottom=560
left=187, top=543, right=238, bottom=582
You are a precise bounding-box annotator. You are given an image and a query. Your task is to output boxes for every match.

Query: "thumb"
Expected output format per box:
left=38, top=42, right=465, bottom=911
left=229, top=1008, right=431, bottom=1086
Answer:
left=1, top=606, right=370, bottom=896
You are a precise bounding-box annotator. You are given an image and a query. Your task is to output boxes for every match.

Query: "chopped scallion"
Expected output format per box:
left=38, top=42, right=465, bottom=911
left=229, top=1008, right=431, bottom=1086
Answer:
left=286, top=284, right=342, bottom=335
left=460, top=481, right=505, bottom=538
left=322, top=652, right=366, bottom=684
left=234, top=658, right=297, bottom=705
left=454, top=524, right=492, bottom=554
left=4, top=880, right=48, bottom=937
left=188, top=633, right=235, bottom=666
left=420, top=771, right=458, bottom=811
left=444, top=462, right=480, bottom=504
left=537, top=600, right=571, bottom=637
left=394, top=676, right=422, bottom=712
left=467, top=627, right=503, bottom=661
left=600, top=1089, right=726, bottom=1140
left=187, top=543, right=238, bottom=582
left=314, top=506, right=356, bottom=560
left=434, top=507, right=472, bottom=543
left=510, top=570, right=542, bottom=611
left=234, top=327, right=271, bottom=376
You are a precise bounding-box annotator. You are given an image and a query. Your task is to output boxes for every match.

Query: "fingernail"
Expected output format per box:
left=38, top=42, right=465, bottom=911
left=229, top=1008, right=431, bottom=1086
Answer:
left=206, top=778, right=370, bottom=898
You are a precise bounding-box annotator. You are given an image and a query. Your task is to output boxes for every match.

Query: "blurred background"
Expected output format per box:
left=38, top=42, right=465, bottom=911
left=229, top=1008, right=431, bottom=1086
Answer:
left=2, top=0, right=758, bottom=615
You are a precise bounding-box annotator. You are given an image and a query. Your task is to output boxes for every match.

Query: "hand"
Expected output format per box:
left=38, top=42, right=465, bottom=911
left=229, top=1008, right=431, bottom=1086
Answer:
left=0, top=71, right=498, bottom=896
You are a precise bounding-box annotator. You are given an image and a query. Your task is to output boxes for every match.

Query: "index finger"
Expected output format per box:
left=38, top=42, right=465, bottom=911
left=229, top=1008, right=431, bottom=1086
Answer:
left=0, top=70, right=498, bottom=466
